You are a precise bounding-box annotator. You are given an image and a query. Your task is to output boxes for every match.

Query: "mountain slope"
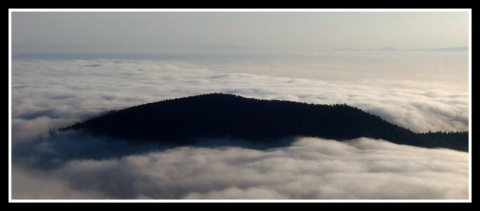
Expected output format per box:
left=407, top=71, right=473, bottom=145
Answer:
left=62, top=93, right=468, bottom=151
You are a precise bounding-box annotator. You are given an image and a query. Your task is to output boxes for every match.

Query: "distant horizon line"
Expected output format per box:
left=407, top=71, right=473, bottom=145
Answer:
left=11, top=45, right=469, bottom=56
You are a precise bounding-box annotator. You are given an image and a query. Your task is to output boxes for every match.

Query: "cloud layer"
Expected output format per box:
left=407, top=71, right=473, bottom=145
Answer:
left=11, top=56, right=469, bottom=200
left=12, top=135, right=468, bottom=199
left=11, top=57, right=468, bottom=138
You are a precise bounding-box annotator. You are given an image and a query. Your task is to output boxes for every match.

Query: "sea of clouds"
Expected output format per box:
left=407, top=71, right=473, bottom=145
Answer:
left=10, top=52, right=469, bottom=200
left=13, top=136, right=468, bottom=199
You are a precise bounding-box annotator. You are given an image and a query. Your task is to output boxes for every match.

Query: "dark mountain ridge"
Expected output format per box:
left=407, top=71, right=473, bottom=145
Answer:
left=61, top=93, right=468, bottom=152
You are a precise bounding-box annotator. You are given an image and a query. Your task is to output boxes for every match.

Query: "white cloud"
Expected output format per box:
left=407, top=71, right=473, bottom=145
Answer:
left=10, top=57, right=469, bottom=200
left=184, top=187, right=287, bottom=199
left=12, top=136, right=468, bottom=199
left=11, top=58, right=468, bottom=137
left=12, top=166, right=106, bottom=199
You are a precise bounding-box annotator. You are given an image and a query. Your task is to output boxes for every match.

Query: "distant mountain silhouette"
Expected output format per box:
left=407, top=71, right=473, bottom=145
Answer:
left=61, top=93, right=468, bottom=152
left=378, top=47, right=398, bottom=51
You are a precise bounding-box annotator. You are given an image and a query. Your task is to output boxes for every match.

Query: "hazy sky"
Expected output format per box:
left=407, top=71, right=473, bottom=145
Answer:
left=11, top=10, right=469, bottom=54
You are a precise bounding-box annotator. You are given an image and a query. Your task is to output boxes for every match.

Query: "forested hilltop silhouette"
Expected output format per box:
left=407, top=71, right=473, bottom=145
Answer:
left=61, top=93, right=468, bottom=152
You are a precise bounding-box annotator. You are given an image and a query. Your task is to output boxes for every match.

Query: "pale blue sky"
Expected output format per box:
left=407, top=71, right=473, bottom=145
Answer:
left=11, top=10, right=469, bottom=55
